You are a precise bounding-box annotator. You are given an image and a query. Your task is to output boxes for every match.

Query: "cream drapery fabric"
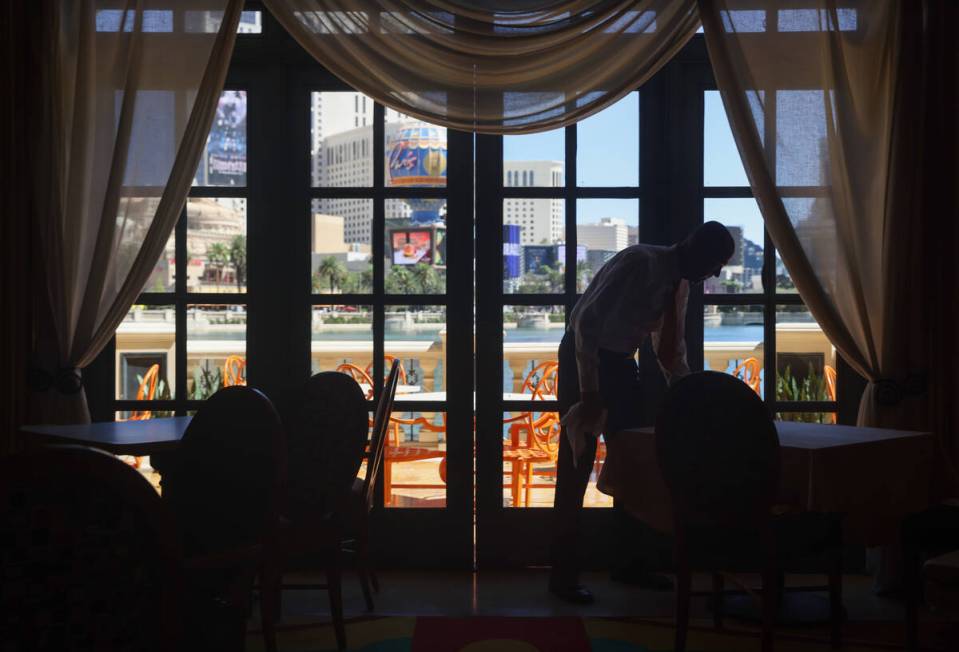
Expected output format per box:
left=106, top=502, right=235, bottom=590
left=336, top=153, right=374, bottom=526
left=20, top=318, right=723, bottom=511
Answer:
left=30, top=0, right=243, bottom=423
left=700, top=0, right=958, bottom=470
left=264, top=0, right=700, bottom=133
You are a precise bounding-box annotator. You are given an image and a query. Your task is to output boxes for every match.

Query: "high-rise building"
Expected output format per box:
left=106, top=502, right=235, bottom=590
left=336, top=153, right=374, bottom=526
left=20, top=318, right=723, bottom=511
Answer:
left=503, top=161, right=564, bottom=246
left=310, top=93, right=413, bottom=244
left=577, top=217, right=629, bottom=253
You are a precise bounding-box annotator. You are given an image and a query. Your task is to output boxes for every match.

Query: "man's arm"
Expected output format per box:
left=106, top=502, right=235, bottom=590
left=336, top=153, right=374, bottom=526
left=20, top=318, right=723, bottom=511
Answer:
left=652, top=279, right=690, bottom=385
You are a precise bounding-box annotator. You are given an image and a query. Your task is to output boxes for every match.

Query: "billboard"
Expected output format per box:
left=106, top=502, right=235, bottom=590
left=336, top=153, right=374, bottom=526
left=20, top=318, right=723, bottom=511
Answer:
left=206, top=91, right=247, bottom=186
left=523, top=245, right=555, bottom=274
left=392, top=230, right=433, bottom=265
left=503, top=225, right=521, bottom=279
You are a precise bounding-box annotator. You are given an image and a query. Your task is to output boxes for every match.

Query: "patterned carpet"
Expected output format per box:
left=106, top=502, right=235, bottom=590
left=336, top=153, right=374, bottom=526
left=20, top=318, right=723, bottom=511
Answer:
left=246, top=616, right=914, bottom=652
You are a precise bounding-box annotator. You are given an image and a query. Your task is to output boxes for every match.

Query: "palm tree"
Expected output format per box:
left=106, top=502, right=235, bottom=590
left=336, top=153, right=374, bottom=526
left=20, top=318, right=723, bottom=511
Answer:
left=358, top=265, right=373, bottom=293
left=411, top=263, right=439, bottom=293
left=207, top=242, right=229, bottom=291
left=317, top=256, right=347, bottom=293
left=229, top=235, right=247, bottom=291
left=386, top=266, right=418, bottom=294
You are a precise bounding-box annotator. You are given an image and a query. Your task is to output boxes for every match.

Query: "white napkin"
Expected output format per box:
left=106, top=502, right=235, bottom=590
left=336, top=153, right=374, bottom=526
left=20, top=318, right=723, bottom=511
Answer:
left=560, top=402, right=607, bottom=468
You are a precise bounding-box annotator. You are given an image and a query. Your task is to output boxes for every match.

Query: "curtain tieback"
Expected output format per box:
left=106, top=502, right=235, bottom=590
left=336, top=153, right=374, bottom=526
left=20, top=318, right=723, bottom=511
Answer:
left=28, top=367, right=83, bottom=395
left=872, top=374, right=927, bottom=406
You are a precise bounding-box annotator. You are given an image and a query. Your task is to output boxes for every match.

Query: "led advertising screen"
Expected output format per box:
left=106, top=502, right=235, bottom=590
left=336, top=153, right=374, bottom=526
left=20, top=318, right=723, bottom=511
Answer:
left=392, top=230, right=433, bottom=265
left=206, top=91, right=247, bottom=185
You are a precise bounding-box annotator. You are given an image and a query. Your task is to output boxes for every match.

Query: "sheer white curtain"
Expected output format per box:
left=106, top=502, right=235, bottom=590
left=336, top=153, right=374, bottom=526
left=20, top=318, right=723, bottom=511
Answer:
left=699, top=0, right=954, bottom=427
left=30, top=0, right=243, bottom=423
left=264, top=0, right=700, bottom=133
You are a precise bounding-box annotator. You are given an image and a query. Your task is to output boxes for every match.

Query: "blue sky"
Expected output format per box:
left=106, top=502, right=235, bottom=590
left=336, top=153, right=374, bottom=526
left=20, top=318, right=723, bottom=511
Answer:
left=503, top=90, right=766, bottom=246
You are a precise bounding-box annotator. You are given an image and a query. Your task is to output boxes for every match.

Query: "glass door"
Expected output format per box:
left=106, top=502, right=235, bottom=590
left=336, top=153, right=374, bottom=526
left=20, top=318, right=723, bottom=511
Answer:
left=298, top=75, right=474, bottom=568
left=474, top=91, right=642, bottom=566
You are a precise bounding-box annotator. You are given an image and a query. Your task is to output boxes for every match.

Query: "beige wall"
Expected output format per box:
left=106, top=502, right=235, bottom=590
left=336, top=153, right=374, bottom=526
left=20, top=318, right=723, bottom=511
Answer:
left=312, top=213, right=348, bottom=254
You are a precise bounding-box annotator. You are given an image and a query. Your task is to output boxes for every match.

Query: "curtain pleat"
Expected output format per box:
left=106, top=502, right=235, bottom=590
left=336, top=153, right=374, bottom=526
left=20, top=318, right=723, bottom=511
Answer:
left=263, top=0, right=700, bottom=133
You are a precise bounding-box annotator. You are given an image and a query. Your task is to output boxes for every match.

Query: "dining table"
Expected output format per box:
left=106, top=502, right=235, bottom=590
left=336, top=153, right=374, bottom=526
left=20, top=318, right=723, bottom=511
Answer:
left=598, top=421, right=935, bottom=547
left=20, top=416, right=192, bottom=457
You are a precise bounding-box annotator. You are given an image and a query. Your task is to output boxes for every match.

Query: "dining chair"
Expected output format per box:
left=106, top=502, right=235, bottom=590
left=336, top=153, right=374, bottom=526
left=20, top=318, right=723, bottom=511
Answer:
left=902, top=502, right=959, bottom=650
left=0, top=446, right=181, bottom=651
left=656, top=371, right=843, bottom=652
left=350, top=360, right=401, bottom=611
left=263, top=370, right=371, bottom=651
left=157, top=386, right=286, bottom=652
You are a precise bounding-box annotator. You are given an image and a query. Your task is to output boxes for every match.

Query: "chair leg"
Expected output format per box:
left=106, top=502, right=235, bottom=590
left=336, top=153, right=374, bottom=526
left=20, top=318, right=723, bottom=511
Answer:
left=905, top=539, right=921, bottom=652
left=357, top=539, right=376, bottom=611
left=712, top=572, right=724, bottom=629
left=525, top=463, right=533, bottom=507
left=761, top=564, right=776, bottom=652
left=675, top=564, right=691, bottom=652
left=510, top=460, right=522, bottom=507
left=828, top=549, right=843, bottom=648
left=327, top=561, right=347, bottom=651
left=356, top=510, right=380, bottom=597
left=384, top=460, right=393, bottom=507
left=259, top=565, right=281, bottom=652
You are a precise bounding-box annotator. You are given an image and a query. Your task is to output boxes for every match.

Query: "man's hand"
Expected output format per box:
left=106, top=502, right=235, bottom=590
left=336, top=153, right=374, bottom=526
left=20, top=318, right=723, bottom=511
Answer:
left=579, top=391, right=605, bottom=429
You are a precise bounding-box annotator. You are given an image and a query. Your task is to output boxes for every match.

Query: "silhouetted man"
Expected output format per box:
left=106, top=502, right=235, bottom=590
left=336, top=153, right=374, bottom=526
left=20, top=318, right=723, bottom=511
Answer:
left=549, top=221, right=735, bottom=604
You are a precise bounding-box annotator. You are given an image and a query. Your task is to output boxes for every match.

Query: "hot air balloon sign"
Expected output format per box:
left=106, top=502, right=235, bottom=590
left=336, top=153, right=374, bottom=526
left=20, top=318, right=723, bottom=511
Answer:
left=387, top=124, right=447, bottom=225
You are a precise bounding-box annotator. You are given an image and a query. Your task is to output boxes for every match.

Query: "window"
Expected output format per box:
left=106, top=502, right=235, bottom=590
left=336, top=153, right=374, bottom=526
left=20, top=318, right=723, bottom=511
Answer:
left=99, top=15, right=843, bottom=567
left=117, top=91, right=249, bottom=429
left=497, top=93, right=639, bottom=509
left=703, top=90, right=836, bottom=422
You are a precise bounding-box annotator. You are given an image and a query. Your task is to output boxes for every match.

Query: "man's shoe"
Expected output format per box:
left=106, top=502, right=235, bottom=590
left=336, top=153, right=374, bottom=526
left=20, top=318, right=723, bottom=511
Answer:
left=610, top=567, right=674, bottom=591
left=548, top=583, right=595, bottom=604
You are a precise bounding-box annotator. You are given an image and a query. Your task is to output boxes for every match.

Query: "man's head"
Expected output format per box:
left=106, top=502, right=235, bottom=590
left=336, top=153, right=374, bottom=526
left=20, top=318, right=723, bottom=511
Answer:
left=676, top=221, right=735, bottom=282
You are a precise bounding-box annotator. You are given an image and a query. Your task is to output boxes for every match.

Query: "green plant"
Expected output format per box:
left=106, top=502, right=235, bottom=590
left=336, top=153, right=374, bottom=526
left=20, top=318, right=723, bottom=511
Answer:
left=191, top=362, right=223, bottom=401
left=776, top=363, right=830, bottom=422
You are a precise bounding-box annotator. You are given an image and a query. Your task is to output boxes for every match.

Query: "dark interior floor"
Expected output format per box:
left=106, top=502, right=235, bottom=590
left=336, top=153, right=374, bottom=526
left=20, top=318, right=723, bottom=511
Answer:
left=263, top=569, right=904, bottom=622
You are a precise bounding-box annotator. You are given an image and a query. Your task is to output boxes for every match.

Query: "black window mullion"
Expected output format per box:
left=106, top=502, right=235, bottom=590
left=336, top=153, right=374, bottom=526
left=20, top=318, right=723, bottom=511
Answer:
left=175, top=208, right=188, bottom=412
left=762, top=86, right=778, bottom=409
left=372, top=103, right=385, bottom=402
left=564, top=123, right=577, bottom=310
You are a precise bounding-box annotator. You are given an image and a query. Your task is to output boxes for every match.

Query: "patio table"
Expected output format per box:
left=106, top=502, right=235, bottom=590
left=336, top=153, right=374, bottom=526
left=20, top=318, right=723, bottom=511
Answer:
left=398, top=392, right=556, bottom=403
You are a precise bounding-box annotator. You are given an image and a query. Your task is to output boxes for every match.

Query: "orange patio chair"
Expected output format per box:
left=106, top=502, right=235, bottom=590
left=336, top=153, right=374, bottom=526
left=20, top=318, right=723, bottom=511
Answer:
left=336, top=362, right=446, bottom=506
left=223, top=354, right=247, bottom=387
left=365, top=355, right=408, bottom=385
left=732, top=357, right=762, bottom=396
left=505, top=363, right=562, bottom=507
left=824, top=364, right=837, bottom=423
left=128, top=363, right=160, bottom=421
left=124, top=363, right=161, bottom=470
